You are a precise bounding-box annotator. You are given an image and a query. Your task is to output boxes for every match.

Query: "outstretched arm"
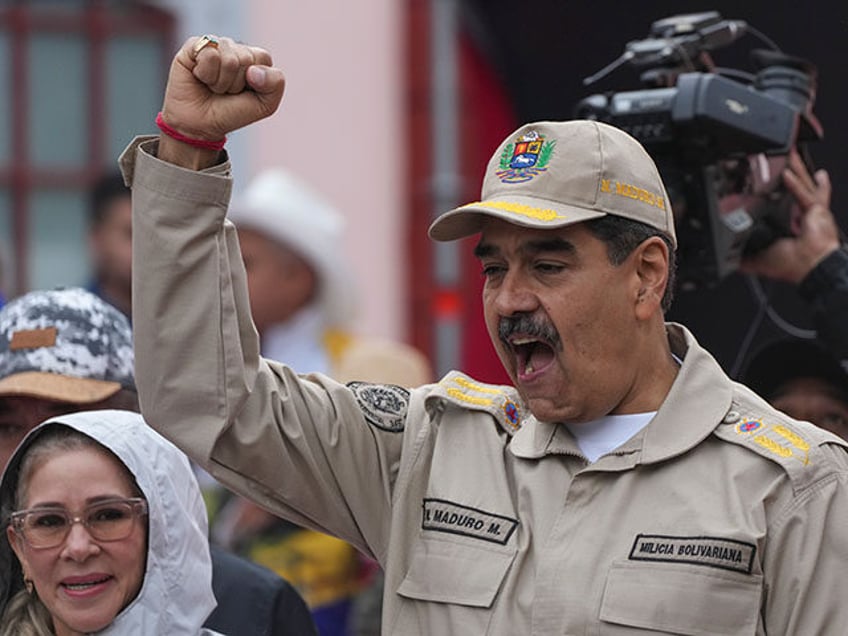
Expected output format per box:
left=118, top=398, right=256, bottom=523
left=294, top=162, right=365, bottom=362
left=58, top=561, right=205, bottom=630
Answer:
left=123, top=36, right=399, bottom=559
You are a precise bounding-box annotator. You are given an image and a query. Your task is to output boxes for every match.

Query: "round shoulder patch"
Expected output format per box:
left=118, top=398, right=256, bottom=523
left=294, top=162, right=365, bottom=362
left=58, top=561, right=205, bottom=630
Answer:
left=736, top=419, right=763, bottom=435
left=347, top=381, right=410, bottom=432
left=502, top=399, right=521, bottom=428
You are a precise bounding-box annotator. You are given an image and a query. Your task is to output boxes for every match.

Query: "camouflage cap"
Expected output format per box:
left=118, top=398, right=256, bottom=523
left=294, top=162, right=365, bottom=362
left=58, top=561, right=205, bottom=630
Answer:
left=0, top=288, right=134, bottom=404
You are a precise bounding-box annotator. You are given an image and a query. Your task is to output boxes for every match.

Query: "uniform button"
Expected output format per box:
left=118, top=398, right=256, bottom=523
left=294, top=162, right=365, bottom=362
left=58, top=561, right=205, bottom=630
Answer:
left=724, top=410, right=741, bottom=424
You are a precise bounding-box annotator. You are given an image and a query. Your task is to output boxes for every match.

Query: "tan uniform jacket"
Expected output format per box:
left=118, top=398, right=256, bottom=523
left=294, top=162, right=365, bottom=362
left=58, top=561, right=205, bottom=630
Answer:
left=122, top=137, right=848, bottom=636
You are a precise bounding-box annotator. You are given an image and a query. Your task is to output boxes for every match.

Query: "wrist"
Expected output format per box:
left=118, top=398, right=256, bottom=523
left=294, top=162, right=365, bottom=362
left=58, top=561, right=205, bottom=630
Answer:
left=155, top=111, right=227, bottom=151
left=156, top=134, right=223, bottom=171
left=800, top=246, right=848, bottom=301
left=154, top=112, right=225, bottom=170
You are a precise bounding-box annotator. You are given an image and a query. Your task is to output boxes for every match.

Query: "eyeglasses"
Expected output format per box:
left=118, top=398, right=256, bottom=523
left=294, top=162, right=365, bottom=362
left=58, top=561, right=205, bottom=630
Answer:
left=9, top=497, right=148, bottom=549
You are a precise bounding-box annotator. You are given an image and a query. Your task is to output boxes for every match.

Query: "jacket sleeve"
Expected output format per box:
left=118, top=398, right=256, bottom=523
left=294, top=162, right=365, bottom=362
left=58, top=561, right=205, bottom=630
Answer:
left=121, top=137, right=405, bottom=559
left=799, top=247, right=848, bottom=361
left=761, top=441, right=848, bottom=633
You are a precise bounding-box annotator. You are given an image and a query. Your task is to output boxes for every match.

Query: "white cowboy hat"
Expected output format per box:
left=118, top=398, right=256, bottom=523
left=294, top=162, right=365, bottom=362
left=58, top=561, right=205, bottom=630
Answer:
left=229, top=168, right=357, bottom=328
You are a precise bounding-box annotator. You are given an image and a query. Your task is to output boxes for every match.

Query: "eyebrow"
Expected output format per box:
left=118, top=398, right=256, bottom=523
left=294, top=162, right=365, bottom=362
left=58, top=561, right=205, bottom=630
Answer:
left=26, top=495, right=135, bottom=509
left=473, top=242, right=497, bottom=259
left=474, top=236, right=577, bottom=259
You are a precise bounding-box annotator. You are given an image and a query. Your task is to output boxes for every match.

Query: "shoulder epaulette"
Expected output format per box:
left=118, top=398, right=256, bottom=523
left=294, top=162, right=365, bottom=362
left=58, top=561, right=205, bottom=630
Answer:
left=714, top=396, right=848, bottom=490
left=427, top=371, right=524, bottom=435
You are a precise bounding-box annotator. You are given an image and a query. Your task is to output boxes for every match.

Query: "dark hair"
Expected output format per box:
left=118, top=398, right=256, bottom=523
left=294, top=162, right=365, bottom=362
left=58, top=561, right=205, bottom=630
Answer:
left=584, top=215, right=677, bottom=313
left=89, top=172, right=130, bottom=228
left=102, top=388, right=140, bottom=413
left=743, top=339, right=848, bottom=404
left=37, top=389, right=140, bottom=419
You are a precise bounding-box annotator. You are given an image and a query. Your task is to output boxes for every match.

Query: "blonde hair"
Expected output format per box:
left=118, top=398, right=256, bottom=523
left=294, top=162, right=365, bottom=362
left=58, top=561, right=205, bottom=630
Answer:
left=0, top=588, right=54, bottom=635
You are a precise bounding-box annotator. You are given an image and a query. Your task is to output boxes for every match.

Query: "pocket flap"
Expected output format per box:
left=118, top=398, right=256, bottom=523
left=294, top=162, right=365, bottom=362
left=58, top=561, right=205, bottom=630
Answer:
left=397, top=538, right=515, bottom=608
left=601, top=561, right=762, bottom=636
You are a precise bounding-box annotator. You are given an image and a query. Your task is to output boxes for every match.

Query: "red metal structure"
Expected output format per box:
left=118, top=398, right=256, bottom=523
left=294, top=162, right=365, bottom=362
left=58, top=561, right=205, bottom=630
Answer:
left=406, top=0, right=515, bottom=382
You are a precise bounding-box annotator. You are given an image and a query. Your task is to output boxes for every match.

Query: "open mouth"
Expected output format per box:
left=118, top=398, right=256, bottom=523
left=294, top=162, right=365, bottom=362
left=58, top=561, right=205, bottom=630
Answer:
left=510, top=336, right=556, bottom=380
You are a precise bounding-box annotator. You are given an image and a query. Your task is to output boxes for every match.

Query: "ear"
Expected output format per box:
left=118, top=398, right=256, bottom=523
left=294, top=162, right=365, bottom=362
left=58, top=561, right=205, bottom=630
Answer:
left=632, top=237, right=669, bottom=320
left=7, top=525, right=29, bottom=575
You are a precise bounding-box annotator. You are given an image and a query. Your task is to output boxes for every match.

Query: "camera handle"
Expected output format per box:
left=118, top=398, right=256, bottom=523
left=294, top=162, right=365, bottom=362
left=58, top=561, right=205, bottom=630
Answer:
left=583, top=12, right=748, bottom=88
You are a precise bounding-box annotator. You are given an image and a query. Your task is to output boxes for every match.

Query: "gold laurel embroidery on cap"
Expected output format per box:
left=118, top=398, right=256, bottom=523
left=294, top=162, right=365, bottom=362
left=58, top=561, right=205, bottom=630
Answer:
left=10, top=327, right=57, bottom=350
left=461, top=201, right=565, bottom=223
left=600, top=179, right=666, bottom=211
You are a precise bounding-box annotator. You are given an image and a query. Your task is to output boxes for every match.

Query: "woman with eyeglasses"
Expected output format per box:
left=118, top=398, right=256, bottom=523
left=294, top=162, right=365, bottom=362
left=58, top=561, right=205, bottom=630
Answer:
left=0, top=410, right=223, bottom=635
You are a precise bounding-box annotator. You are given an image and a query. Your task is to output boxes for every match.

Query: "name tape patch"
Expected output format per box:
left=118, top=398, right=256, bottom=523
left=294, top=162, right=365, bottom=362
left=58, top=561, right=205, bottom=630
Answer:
left=629, top=534, right=756, bottom=574
left=422, top=498, right=518, bottom=545
left=10, top=327, right=57, bottom=350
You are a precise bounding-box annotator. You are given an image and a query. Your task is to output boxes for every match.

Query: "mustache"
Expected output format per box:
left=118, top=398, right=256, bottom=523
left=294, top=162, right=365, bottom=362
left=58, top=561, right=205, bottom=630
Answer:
left=498, top=314, right=561, bottom=350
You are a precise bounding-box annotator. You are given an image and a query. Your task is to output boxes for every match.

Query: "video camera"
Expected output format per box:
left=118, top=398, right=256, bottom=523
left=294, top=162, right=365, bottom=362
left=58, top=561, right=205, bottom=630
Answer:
left=575, top=11, right=823, bottom=289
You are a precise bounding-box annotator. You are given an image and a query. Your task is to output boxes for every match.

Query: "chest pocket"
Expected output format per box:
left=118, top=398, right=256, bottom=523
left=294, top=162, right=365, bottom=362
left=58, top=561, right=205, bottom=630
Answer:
left=393, top=536, right=516, bottom=634
left=599, top=561, right=762, bottom=635
left=398, top=536, right=515, bottom=606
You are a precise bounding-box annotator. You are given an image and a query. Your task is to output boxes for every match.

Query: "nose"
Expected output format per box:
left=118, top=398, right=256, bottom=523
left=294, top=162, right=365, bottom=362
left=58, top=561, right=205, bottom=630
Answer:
left=60, top=522, right=100, bottom=561
left=491, top=270, right=538, bottom=316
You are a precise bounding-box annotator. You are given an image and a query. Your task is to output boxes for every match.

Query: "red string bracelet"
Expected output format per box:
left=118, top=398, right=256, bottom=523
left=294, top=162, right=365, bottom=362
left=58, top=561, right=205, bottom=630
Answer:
left=155, top=112, right=227, bottom=152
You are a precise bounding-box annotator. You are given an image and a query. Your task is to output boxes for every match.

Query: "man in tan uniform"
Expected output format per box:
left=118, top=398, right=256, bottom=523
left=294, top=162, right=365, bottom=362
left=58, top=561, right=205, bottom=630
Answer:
left=123, top=36, right=848, bottom=635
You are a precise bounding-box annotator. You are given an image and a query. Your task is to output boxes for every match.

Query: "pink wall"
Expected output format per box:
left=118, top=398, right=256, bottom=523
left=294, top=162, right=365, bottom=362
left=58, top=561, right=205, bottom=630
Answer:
left=244, top=1, right=406, bottom=341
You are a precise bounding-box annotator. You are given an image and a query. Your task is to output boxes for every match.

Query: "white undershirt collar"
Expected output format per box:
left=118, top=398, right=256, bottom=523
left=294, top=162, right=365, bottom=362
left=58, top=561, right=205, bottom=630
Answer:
left=565, top=411, right=656, bottom=463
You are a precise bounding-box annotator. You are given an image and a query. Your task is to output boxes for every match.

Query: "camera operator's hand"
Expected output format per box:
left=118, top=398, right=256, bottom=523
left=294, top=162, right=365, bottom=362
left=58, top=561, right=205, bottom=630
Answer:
left=741, top=151, right=841, bottom=284
left=157, top=35, right=285, bottom=170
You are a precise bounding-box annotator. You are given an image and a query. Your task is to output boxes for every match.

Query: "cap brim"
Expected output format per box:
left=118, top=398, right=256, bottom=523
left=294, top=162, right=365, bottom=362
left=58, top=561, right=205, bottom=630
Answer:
left=0, top=372, right=121, bottom=404
left=428, top=195, right=607, bottom=241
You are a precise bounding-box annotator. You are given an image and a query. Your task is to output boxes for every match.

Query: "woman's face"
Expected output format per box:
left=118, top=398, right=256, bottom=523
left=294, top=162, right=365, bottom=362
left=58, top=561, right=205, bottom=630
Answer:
left=6, top=446, right=147, bottom=636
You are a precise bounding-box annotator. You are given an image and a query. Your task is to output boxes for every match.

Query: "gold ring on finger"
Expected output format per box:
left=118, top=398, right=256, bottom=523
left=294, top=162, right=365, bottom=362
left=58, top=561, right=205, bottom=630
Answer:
left=192, top=34, right=220, bottom=57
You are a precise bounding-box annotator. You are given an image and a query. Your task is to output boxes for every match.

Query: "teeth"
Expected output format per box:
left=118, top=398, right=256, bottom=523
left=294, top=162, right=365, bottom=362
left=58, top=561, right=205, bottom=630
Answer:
left=512, top=337, right=537, bottom=346
left=64, top=578, right=107, bottom=590
left=524, top=361, right=534, bottom=374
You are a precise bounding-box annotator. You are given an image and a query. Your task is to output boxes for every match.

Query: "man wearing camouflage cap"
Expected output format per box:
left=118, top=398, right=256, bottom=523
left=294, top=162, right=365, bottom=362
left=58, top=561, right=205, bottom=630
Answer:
left=0, top=287, right=137, bottom=467
left=124, top=36, right=848, bottom=634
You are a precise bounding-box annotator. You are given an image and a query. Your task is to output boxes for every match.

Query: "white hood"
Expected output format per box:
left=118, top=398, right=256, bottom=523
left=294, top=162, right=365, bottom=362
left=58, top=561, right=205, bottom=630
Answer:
left=0, top=410, right=220, bottom=634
